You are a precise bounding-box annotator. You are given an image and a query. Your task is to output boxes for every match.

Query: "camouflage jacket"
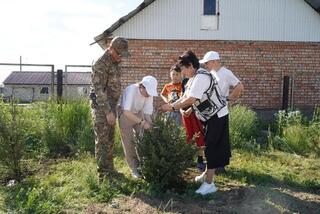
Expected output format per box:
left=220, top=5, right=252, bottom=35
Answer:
left=90, top=51, right=121, bottom=114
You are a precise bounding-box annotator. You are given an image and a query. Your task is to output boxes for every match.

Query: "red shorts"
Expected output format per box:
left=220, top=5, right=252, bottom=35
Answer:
left=182, top=112, right=205, bottom=147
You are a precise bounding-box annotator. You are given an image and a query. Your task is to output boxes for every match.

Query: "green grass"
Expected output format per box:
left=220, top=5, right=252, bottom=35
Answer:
left=222, top=150, right=320, bottom=191
left=1, top=103, right=319, bottom=213
left=1, top=149, right=319, bottom=213
left=0, top=154, right=145, bottom=213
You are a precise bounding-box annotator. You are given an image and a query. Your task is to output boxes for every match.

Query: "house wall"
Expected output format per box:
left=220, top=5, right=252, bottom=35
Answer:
left=4, top=85, right=53, bottom=102
left=3, top=84, right=90, bottom=102
left=114, top=0, right=320, bottom=42
left=63, top=85, right=90, bottom=99
left=118, top=39, right=320, bottom=109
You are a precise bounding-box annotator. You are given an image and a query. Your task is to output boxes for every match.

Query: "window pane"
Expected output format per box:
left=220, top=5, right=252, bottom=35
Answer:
left=40, top=87, right=49, bottom=94
left=204, top=0, right=216, bottom=15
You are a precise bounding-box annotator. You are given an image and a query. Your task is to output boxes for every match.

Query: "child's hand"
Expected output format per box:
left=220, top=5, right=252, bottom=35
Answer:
left=181, top=108, right=192, bottom=117
left=142, top=120, right=151, bottom=129
left=159, top=104, right=172, bottom=112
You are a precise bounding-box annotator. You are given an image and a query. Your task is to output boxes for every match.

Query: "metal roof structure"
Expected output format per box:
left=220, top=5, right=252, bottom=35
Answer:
left=3, top=72, right=91, bottom=85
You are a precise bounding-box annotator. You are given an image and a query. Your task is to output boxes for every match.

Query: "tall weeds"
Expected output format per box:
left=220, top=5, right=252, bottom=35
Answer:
left=229, top=105, right=259, bottom=151
left=269, top=107, right=320, bottom=157
left=41, top=100, right=95, bottom=156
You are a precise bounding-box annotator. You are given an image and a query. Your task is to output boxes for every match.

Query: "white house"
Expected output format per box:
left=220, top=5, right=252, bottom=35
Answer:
left=93, top=0, right=320, bottom=109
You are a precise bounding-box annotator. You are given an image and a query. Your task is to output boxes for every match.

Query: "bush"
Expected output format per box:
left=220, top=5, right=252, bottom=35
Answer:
left=269, top=108, right=320, bottom=157
left=229, top=105, right=259, bottom=150
left=41, top=100, right=95, bottom=156
left=135, top=113, right=197, bottom=192
left=0, top=101, right=41, bottom=180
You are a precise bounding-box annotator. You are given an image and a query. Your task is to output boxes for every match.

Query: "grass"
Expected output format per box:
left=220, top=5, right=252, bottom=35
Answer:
left=1, top=148, right=319, bottom=213
left=222, top=151, right=320, bottom=191
left=0, top=103, right=319, bottom=213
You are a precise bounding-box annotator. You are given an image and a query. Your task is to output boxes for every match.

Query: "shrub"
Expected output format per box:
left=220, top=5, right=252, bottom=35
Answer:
left=282, top=125, right=309, bottom=154
left=270, top=108, right=320, bottom=157
left=0, top=101, right=41, bottom=180
left=309, top=105, right=320, bottom=157
left=42, top=100, right=94, bottom=156
left=135, top=113, right=197, bottom=192
left=229, top=105, right=259, bottom=150
left=275, top=110, right=304, bottom=137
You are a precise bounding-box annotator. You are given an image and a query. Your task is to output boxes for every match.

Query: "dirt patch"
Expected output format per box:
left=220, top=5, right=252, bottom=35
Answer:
left=81, top=185, right=320, bottom=214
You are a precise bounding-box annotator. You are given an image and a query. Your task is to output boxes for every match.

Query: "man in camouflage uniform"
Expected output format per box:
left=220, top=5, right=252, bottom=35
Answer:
left=90, top=37, right=130, bottom=181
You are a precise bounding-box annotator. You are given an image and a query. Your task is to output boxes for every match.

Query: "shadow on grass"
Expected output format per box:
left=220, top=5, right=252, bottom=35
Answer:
left=224, top=168, right=320, bottom=193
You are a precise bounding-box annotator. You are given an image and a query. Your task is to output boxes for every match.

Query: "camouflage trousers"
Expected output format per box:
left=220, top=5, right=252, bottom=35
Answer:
left=91, top=107, right=115, bottom=180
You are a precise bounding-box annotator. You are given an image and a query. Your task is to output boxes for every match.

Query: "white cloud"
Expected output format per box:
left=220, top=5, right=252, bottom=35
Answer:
left=0, top=0, right=141, bottom=83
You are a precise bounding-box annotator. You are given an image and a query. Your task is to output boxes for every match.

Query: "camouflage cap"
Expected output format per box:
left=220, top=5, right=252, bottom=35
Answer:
left=110, top=37, right=131, bottom=57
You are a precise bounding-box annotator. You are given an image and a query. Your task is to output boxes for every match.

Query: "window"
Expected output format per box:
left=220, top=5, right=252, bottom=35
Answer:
left=78, top=87, right=88, bottom=95
left=201, top=0, right=219, bottom=30
left=40, top=87, right=49, bottom=94
left=204, top=0, right=216, bottom=15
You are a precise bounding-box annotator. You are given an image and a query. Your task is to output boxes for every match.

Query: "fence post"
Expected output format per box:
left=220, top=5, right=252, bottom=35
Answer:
left=57, top=69, right=63, bottom=102
left=282, top=76, right=290, bottom=110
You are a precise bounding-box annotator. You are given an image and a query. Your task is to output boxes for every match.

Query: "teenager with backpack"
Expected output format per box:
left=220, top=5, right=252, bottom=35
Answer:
left=160, top=50, right=228, bottom=195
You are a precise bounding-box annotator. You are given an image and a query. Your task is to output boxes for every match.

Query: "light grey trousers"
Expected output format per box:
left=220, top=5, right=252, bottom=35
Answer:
left=118, top=112, right=143, bottom=172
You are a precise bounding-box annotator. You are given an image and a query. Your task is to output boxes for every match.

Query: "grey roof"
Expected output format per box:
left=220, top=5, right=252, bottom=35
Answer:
left=305, top=0, right=320, bottom=14
left=92, top=0, right=156, bottom=49
left=3, top=71, right=91, bottom=85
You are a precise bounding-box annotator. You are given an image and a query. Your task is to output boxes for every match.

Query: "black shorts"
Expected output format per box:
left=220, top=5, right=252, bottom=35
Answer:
left=204, top=114, right=231, bottom=169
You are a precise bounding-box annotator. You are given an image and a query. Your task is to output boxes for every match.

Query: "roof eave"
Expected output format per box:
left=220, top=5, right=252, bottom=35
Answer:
left=92, top=0, right=156, bottom=49
left=305, top=0, right=320, bottom=15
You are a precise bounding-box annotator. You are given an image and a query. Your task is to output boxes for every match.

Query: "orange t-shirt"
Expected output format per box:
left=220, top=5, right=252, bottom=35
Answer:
left=161, top=82, right=183, bottom=103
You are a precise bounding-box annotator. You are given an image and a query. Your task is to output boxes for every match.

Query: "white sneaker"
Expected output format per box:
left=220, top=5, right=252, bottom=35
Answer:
left=195, top=172, right=206, bottom=182
left=131, top=170, right=141, bottom=179
left=195, top=182, right=217, bottom=195
left=195, top=182, right=207, bottom=193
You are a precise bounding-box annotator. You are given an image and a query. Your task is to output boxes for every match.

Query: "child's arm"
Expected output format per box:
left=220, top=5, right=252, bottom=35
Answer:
left=160, top=85, right=169, bottom=103
left=161, top=94, right=169, bottom=103
left=181, top=107, right=193, bottom=117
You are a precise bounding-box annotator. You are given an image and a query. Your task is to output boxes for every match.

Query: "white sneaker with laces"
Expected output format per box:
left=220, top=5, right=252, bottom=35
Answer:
left=131, top=170, right=141, bottom=179
left=195, top=182, right=217, bottom=195
left=195, top=172, right=206, bottom=182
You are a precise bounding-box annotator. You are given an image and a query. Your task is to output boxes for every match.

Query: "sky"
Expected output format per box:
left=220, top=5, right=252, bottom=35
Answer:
left=0, top=0, right=142, bottom=84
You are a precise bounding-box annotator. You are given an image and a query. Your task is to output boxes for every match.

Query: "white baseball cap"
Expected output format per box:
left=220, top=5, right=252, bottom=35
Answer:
left=199, top=51, right=220, bottom=63
left=141, top=75, right=158, bottom=97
